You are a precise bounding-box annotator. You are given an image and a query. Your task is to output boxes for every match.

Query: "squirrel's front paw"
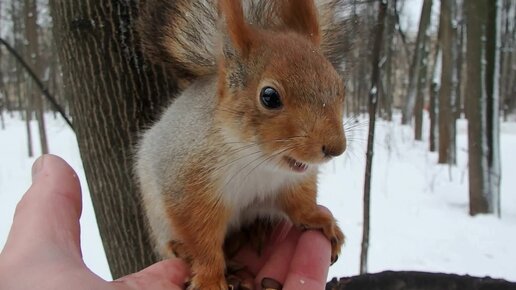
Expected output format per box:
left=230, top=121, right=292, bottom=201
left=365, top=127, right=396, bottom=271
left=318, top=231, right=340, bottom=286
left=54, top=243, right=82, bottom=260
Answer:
left=296, top=212, right=345, bottom=265
left=327, top=223, right=345, bottom=264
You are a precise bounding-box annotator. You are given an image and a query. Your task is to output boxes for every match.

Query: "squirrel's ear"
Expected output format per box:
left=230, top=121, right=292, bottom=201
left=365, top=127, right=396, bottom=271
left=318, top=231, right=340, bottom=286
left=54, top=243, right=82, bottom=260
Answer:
left=218, top=0, right=254, bottom=58
left=280, top=0, right=321, bottom=46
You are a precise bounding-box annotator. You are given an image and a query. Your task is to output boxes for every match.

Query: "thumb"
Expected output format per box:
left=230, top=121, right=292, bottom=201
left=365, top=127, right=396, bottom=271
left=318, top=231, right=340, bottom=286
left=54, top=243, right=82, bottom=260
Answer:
left=3, top=154, right=83, bottom=261
left=114, top=258, right=190, bottom=290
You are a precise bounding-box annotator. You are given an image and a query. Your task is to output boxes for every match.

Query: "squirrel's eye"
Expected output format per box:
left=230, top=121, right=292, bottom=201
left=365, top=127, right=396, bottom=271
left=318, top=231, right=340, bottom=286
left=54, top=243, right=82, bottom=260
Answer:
left=260, top=87, right=282, bottom=110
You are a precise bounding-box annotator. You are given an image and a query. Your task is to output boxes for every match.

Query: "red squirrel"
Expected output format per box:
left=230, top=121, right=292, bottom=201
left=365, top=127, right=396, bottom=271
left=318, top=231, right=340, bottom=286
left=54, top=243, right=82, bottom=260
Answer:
left=136, top=1, right=347, bottom=289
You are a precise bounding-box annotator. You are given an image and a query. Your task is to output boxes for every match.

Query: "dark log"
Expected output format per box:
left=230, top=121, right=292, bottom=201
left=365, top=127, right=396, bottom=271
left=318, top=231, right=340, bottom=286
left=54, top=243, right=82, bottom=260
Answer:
left=326, top=271, right=516, bottom=290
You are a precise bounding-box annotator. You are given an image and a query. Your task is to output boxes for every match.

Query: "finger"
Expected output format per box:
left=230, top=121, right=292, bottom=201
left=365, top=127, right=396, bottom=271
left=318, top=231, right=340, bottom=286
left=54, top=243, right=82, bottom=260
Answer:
left=114, top=258, right=189, bottom=290
left=232, top=221, right=293, bottom=275
left=283, top=230, right=331, bottom=290
left=3, top=154, right=83, bottom=260
left=254, top=227, right=301, bottom=287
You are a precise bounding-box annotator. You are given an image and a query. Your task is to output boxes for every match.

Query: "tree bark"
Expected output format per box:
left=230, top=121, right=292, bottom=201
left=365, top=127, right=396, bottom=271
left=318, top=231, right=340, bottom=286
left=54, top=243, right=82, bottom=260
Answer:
left=429, top=47, right=441, bottom=152
left=0, top=109, right=4, bottom=130
left=379, top=0, right=396, bottom=122
left=50, top=0, right=178, bottom=278
left=499, top=0, right=511, bottom=121
left=466, top=0, right=501, bottom=216
left=455, top=15, right=465, bottom=118
left=360, top=0, right=387, bottom=275
left=485, top=0, right=502, bottom=216
left=414, top=29, right=430, bottom=141
left=401, top=0, right=433, bottom=125
left=25, top=105, right=33, bottom=157
left=438, top=0, right=457, bottom=165
left=24, top=0, right=48, bottom=155
left=0, top=0, right=4, bottom=118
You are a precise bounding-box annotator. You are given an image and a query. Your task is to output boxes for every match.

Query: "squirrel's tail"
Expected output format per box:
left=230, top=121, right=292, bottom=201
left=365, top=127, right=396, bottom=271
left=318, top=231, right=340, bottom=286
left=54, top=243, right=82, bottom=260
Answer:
left=138, top=0, right=353, bottom=87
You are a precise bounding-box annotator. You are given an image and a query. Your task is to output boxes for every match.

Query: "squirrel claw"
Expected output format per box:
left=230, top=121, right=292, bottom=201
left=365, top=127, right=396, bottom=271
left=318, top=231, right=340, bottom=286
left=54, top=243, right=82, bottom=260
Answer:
left=227, top=276, right=241, bottom=290
left=331, top=254, right=339, bottom=265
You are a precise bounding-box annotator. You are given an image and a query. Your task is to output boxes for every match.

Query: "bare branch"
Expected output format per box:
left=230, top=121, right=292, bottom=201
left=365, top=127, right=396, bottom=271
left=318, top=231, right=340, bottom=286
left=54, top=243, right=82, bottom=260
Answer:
left=0, top=37, right=74, bottom=131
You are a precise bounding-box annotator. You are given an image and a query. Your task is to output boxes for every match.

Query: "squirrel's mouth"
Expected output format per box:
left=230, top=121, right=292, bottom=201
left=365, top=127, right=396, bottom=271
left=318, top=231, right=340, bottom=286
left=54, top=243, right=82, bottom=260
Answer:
left=284, top=156, right=309, bottom=173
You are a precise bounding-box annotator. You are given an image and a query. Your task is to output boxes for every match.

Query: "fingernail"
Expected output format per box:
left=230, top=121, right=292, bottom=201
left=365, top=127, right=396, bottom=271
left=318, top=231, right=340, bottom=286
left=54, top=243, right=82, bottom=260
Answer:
left=261, top=277, right=282, bottom=290
left=31, top=155, right=45, bottom=182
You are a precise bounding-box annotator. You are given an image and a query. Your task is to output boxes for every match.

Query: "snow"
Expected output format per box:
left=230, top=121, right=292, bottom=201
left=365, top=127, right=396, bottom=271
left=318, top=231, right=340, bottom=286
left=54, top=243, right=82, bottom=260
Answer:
left=1, top=112, right=516, bottom=283
left=322, top=115, right=516, bottom=281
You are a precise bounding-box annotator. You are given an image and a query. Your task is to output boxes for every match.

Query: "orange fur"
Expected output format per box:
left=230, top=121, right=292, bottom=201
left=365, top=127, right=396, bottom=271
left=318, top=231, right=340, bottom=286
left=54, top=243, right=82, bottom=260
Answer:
left=142, top=1, right=347, bottom=289
left=217, top=29, right=346, bottom=165
left=281, top=0, right=321, bottom=45
left=278, top=173, right=345, bottom=263
left=164, top=163, right=232, bottom=289
left=218, top=0, right=254, bottom=57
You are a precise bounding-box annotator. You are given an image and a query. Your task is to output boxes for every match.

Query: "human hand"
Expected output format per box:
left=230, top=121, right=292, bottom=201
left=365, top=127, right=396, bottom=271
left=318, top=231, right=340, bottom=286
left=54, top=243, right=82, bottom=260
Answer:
left=0, top=154, right=189, bottom=290
left=0, top=154, right=333, bottom=290
left=231, top=218, right=333, bottom=290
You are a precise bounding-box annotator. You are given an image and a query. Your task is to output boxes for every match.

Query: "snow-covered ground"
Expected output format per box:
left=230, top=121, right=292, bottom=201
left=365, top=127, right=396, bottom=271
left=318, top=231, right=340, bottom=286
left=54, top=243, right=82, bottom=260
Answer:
left=1, top=113, right=515, bottom=282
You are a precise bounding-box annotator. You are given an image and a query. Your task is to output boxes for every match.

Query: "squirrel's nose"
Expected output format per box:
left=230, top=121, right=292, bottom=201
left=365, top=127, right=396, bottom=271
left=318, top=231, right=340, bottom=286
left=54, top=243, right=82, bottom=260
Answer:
left=322, top=137, right=346, bottom=158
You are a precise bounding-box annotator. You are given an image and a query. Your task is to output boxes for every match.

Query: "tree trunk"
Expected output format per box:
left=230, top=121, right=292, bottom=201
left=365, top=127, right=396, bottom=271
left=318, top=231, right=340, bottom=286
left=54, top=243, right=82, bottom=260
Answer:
left=25, top=105, right=33, bottom=157
left=0, top=0, right=5, bottom=118
left=500, top=0, right=513, bottom=121
left=455, top=16, right=465, bottom=118
left=0, top=54, right=6, bottom=127
left=466, top=0, right=501, bottom=216
left=429, top=47, right=441, bottom=152
left=360, top=0, right=387, bottom=275
left=24, top=0, right=48, bottom=155
left=485, top=0, right=502, bottom=216
left=50, top=0, right=178, bottom=278
left=401, top=0, right=433, bottom=125
left=379, top=1, right=396, bottom=122
left=414, top=30, right=430, bottom=141
left=11, top=0, right=25, bottom=115
left=0, top=110, right=4, bottom=130
left=438, top=0, right=457, bottom=165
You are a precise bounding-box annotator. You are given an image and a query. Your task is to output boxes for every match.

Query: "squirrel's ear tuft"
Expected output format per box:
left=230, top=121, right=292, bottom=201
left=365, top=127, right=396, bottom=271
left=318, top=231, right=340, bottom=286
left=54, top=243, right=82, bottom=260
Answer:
left=218, top=0, right=254, bottom=58
left=280, top=0, right=321, bottom=46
